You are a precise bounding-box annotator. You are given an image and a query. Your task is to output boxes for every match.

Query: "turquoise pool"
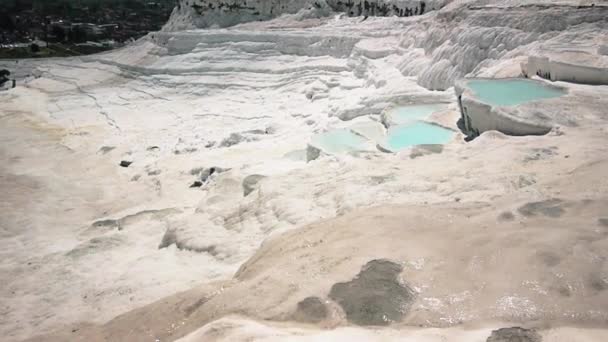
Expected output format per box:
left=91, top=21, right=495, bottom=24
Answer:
left=310, top=128, right=371, bottom=154
left=466, top=79, right=564, bottom=107
left=383, top=122, right=453, bottom=151
left=384, top=104, right=445, bottom=125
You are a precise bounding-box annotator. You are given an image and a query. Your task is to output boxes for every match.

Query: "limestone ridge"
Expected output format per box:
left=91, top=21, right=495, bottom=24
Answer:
left=163, top=0, right=447, bottom=30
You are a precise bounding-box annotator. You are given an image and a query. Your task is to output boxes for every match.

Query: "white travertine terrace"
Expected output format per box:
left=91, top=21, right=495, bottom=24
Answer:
left=2, top=1, right=608, bottom=341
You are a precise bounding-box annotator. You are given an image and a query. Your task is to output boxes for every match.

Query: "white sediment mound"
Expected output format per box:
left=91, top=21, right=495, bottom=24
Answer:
left=1, top=0, right=608, bottom=341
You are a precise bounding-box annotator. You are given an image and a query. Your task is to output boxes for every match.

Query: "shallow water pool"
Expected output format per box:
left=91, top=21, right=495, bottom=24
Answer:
left=310, top=129, right=371, bottom=154
left=384, top=104, right=445, bottom=125
left=466, top=79, right=564, bottom=107
left=384, top=122, right=453, bottom=151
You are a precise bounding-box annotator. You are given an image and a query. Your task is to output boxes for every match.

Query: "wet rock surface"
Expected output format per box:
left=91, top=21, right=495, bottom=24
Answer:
left=328, top=259, right=414, bottom=326
left=486, top=327, right=542, bottom=342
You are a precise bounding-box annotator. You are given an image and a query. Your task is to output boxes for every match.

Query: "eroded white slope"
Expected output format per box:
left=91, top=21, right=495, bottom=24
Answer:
left=1, top=1, right=608, bottom=341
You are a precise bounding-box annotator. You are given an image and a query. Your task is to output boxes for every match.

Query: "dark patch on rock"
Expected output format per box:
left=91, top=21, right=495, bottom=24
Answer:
left=556, top=285, right=571, bottom=297
left=199, top=167, right=229, bottom=183
left=183, top=297, right=209, bottom=316
left=486, top=327, right=542, bottom=342
left=265, top=126, right=277, bottom=134
left=293, top=297, right=327, bottom=323
left=174, top=147, right=198, bottom=155
left=409, top=144, right=443, bottom=159
left=243, top=174, right=266, bottom=196
left=119, top=160, right=133, bottom=168
left=536, top=251, right=560, bottom=267
left=244, top=129, right=267, bottom=135
left=598, top=218, right=608, bottom=227
left=369, top=174, right=395, bottom=185
left=190, top=167, right=204, bottom=176
left=131, top=174, right=141, bottom=182
left=189, top=166, right=230, bottom=187
left=220, top=133, right=247, bottom=147
left=146, top=146, right=160, bottom=151
left=589, top=275, right=607, bottom=292
left=158, top=229, right=177, bottom=249
left=516, top=175, right=536, bottom=188
left=532, top=111, right=550, bottom=122
left=524, top=147, right=558, bottom=162
left=190, top=181, right=203, bottom=188
left=517, top=199, right=565, bottom=218
left=66, top=236, right=124, bottom=258
left=328, top=259, right=414, bottom=326
left=147, top=169, right=161, bottom=176
left=98, top=146, right=115, bottom=154
left=498, top=211, right=515, bottom=221
left=92, top=219, right=120, bottom=230
left=307, top=144, right=322, bottom=161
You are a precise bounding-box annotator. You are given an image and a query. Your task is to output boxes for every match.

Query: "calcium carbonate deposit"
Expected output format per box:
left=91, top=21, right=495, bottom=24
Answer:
left=1, top=0, right=608, bottom=341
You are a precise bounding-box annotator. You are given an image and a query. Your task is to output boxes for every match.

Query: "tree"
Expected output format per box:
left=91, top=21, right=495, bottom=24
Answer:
left=69, top=26, right=87, bottom=43
left=51, top=25, right=67, bottom=42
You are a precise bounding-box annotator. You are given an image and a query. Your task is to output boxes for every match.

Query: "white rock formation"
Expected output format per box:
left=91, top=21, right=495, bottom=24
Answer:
left=163, top=0, right=449, bottom=31
left=1, top=1, right=608, bottom=341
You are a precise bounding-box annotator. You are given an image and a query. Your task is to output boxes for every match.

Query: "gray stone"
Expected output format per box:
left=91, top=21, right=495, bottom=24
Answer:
left=293, top=297, right=327, bottom=323
left=329, top=259, right=414, bottom=326
left=486, top=327, right=542, bottom=342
